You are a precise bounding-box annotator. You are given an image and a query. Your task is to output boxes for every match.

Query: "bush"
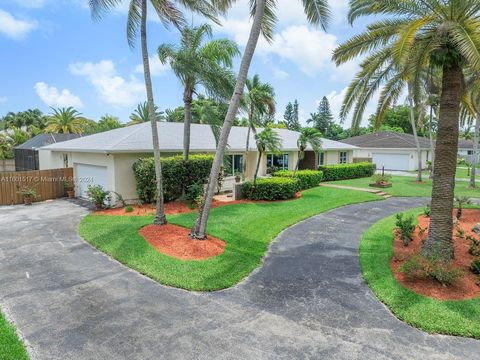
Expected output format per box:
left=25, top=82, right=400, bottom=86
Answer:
left=318, top=162, right=376, bottom=181
left=132, top=154, right=213, bottom=203
left=272, top=170, right=323, bottom=190
left=242, top=177, right=299, bottom=201
left=395, top=213, right=416, bottom=246
left=124, top=205, right=134, bottom=213
left=467, top=236, right=480, bottom=256
left=87, top=185, right=110, bottom=209
left=471, top=259, right=480, bottom=275
left=399, top=255, right=464, bottom=287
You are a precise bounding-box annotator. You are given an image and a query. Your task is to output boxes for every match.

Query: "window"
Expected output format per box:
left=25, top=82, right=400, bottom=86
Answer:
left=339, top=151, right=347, bottom=164
left=319, top=152, right=325, bottom=166
left=468, top=150, right=474, bottom=155
left=223, top=154, right=243, bottom=177
left=267, top=154, right=289, bottom=172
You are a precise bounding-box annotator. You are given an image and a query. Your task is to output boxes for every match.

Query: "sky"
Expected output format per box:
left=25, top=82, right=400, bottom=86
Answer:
left=0, top=0, right=380, bottom=127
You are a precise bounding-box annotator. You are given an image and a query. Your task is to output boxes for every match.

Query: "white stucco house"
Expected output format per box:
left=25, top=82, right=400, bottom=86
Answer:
left=39, top=122, right=357, bottom=201
left=341, top=132, right=432, bottom=171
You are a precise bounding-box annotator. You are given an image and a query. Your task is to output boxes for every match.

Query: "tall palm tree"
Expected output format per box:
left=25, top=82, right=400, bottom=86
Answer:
left=295, top=127, right=322, bottom=175
left=45, top=107, right=85, bottom=134
left=464, top=72, right=480, bottom=188
left=333, top=0, right=480, bottom=261
left=158, top=24, right=239, bottom=160
left=128, top=102, right=164, bottom=126
left=253, top=127, right=283, bottom=185
left=191, top=0, right=331, bottom=240
left=243, top=74, right=276, bottom=178
left=89, top=0, right=218, bottom=225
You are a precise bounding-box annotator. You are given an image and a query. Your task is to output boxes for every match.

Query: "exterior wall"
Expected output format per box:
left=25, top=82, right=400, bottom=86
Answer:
left=113, top=153, right=152, bottom=201
left=318, top=150, right=354, bottom=166
left=352, top=148, right=429, bottom=171
left=39, top=149, right=66, bottom=170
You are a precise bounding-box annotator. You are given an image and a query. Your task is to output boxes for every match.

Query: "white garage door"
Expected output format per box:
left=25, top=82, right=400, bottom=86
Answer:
left=75, top=164, right=108, bottom=198
left=372, top=153, right=410, bottom=171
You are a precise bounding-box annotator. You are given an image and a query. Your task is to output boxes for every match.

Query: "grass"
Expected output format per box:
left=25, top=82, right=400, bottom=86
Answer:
left=327, top=175, right=480, bottom=197
left=0, top=310, right=28, bottom=360
left=79, top=187, right=379, bottom=291
left=456, top=166, right=480, bottom=179
left=360, top=208, right=480, bottom=339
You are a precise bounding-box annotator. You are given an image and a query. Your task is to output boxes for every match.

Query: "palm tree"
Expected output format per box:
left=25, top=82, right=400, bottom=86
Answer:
left=333, top=0, right=480, bottom=261
left=253, top=127, right=283, bottom=185
left=464, top=72, right=480, bottom=188
left=158, top=24, right=239, bottom=160
left=45, top=107, right=85, bottom=134
left=242, top=75, right=276, bottom=178
left=191, top=0, right=331, bottom=240
left=128, top=102, right=164, bottom=126
left=295, top=128, right=322, bottom=175
left=89, top=0, right=217, bottom=225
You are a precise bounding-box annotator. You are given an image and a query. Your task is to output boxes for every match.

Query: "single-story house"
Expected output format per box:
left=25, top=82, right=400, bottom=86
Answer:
left=341, top=131, right=433, bottom=171
left=39, top=122, right=358, bottom=201
left=457, top=139, right=479, bottom=164
left=14, top=133, right=80, bottom=171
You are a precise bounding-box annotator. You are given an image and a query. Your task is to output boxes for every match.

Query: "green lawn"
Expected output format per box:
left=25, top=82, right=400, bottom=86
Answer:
left=327, top=176, right=480, bottom=197
left=0, top=311, right=28, bottom=360
left=79, top=187, right=379, bottom=291
left=360, top=209, right=480, bottom=339
left=456, top=166, right=480, bottom=179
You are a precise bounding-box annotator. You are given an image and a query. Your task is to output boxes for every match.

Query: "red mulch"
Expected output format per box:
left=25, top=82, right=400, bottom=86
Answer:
left=94, top=192, right=302, bottom=216
left=139, top=224, right=225, bottom=260
left=391, top=209, right=480, bottom=300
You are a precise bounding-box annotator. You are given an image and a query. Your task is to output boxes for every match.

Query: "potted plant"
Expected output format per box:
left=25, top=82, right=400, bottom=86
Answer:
left=17, top=184, right=38, bottom=206
left=64, top=181, right=75, bottom=198
left=234, top=172, right=242, bottom=183
left=369, top=173, right=393, bottom=188
left=86, top=185, right=111, bottom=210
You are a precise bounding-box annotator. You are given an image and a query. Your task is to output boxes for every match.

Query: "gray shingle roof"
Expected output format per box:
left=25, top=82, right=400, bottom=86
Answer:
left=40, top=122, right=357, bottom=153
left=15, top=133, right=81, bottom=150
left=341, top=131, right=432, bottom=149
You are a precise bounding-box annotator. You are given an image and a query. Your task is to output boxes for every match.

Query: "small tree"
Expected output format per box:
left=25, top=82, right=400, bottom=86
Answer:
left=253, top=127, right=283, bottom=185
left=295, top=128, right=322, bottom=174
left=45, top=107, right=85, bottom=135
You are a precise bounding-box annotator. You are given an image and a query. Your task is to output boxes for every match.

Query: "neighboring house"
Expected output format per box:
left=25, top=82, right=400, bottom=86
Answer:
left=458, top=139, right=478, bottom=164
left=341, top=131, right=432, bottom=171
left=39, top=122, right=357, bottom=201
left=14, top=133, right=80, bottom=171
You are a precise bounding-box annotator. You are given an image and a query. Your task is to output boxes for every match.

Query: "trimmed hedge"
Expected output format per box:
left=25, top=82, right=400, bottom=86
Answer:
left=272, top=170, right=323, bottom=190
left=242, top=177, right=299, bottom=201
left=133, top=154, right=213, bottom=203
left=319, top=162, right=376, bottom=181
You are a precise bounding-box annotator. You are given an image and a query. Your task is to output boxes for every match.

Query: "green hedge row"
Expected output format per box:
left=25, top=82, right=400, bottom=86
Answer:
left=272, top=170, right=323, bottom=190
left=242, top=177, right=299, bottom=201
left=318, top=162, right=376, bottom=181
left=132, top=155, right=213, bottom=203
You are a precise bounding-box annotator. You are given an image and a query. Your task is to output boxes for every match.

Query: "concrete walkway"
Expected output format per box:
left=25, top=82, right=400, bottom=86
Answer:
left=0, top=199, right=479, bottom=360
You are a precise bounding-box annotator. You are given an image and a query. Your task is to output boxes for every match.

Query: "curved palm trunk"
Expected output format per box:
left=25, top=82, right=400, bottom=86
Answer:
left=253, top=150, right=263, bottom=186
left=183, top=89, right=193, bottom=161
left=470, top=115, right=479, bottom=188
left=421, top=63, right=464, bottom=261
left=141, top=0, right=166, bottom=225
left=243, top=126, right=251, bottom=180
left=191, top=0, right=267, bottom=240
left=428, top=105, right=435, bottom=179
left=408, top=88, right=422, bottom=182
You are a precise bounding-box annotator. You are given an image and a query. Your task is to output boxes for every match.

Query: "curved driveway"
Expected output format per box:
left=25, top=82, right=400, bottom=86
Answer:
left=0, top=198, right=479, bottom=360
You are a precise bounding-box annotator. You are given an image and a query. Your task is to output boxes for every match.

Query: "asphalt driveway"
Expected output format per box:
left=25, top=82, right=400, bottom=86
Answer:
left=0, top=198, right=479, bottom=360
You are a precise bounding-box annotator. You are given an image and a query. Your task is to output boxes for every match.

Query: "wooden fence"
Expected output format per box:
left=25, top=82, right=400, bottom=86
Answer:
left=0, top=168, right=73, bottom=205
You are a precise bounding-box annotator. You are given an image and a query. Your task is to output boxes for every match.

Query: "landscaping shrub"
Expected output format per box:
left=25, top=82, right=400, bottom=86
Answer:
left=471, top=259, right=480, bottom=275
left=125, top=205, right=134, bottom=213
left=395, top=213, right=416, bottom=246
left=133, top=154, right=213, bottom=203
left=468, top=236, right=480, bottom=256
left=242, top=177, right=299, bottom=201
left=318, top=162, right=376, bottom=181
left=272, top=170, right=323, bottom=190
left=399, top=255, right=464, bottom=286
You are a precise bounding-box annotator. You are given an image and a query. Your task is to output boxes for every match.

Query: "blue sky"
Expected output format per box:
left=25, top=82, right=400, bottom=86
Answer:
left=0, top=0, right=376, bottom=127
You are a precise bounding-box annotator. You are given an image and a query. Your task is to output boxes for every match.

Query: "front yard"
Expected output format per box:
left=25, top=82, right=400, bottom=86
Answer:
left=0, top=310, right=28, bottom=360
left=79, top=187, right=379, bottom=291
left=327, top=176, right=480, bottom=198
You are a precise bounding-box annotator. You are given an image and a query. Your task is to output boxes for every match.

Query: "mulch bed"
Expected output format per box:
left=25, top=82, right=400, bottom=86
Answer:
left=391, top=209, right=480, bottom=300
left=139, top=224, right=225, bottom=260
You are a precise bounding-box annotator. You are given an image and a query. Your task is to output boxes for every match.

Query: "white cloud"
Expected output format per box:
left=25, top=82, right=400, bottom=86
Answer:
left=135, top=56, right=170, bottom=77
left=34, top=82, right=83, bottom=108
left=70, top=60, right=145, bottom=108
left=0, top=10, right=38, bottom=40
left=273, top=69, right=289, bottom=80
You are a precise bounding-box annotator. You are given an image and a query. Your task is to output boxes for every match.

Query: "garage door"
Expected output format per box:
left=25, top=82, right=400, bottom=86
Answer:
left=372, top=153, right=410, bottom=171
left=75, top=164, right=108, bottom=198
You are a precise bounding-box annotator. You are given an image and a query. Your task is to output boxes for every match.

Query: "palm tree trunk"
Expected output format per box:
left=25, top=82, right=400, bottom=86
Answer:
left=408, top=87, right=422, bottom=182
left=183, top=89, right=193, bottom=161
left=141, top=0, right=166, bottom=225
left=243, top=126, right=251, bottom=180
left=191, top=0, right=267, bottom=240
left=470, top=114, right=479, bottom=188
left=421, top=62, right=464, bottom=261
left=428, top=104, right=435, bottom=179
left=253, top=151, right=262, bottom=186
